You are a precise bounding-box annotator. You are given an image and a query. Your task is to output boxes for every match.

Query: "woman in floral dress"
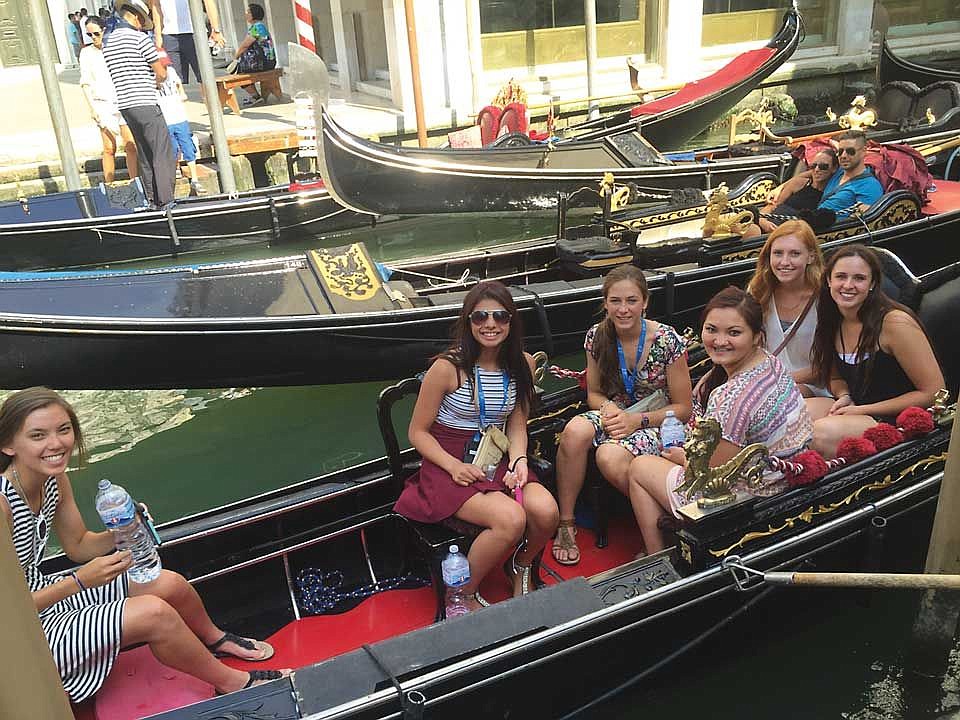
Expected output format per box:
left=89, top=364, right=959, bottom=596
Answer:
left=551, top=265, right=692, bottom=565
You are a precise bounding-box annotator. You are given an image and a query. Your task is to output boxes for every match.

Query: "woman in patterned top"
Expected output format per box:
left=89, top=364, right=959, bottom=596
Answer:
left=628, top=287, right=812, bottom=554
left=551, top=265, right=692, bottom=565
left=231, top=3, right=276, bottom=106
left=0, top=388, right=285, bottom=702
left=394, top=281, right=559, bottom=608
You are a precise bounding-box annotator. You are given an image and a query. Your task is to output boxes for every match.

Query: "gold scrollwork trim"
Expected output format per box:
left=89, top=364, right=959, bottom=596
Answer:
left=708, top=452, right=947, bottom=559
left=528, top=401, right=584, bottom=426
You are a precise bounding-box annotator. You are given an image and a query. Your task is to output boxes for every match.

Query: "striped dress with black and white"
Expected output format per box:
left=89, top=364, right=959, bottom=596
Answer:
left=1, top=474, right=128, bottom=703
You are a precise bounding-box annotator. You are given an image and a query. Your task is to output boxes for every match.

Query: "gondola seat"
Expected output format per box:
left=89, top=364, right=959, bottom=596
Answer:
left=874, top=81, right=921, bottom=128
left=377, top=376, right=547, bottom=621
left=914, top=81, right=960, bottom=123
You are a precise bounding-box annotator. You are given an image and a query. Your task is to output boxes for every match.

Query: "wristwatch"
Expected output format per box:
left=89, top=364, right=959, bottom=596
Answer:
left=640, top=414, right=650, bottom=429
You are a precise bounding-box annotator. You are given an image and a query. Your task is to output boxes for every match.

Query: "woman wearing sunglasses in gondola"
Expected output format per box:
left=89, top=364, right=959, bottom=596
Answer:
left=550, top=265, right=692, bottom=565
left=753, top=148, right=839, bottom=234
left=0, top=388, right=286, bottom=705
left=394, top=281, right=559, bottom=610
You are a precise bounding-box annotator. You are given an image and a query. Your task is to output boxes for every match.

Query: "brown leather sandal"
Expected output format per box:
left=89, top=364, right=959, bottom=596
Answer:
left=551, top=519, right=580, bottom=566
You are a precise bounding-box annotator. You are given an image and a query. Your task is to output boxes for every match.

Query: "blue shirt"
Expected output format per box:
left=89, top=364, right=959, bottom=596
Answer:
left=66, top=21, right=80, bottom=45
left=818, top=167, right=884, bottom=217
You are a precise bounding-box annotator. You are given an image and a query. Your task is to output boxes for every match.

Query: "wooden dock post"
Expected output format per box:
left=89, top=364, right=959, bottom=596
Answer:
left=909, top=412, right=960, bottom=675
left=0, top=512, right=73, bottom=719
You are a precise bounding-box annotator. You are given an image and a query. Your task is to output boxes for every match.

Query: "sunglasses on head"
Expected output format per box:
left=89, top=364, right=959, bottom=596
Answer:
left=838, top=146, right=860, bottom=157
left=469, top=309, right=511, bottom=325
left=812, top=161, right=833, bottom=171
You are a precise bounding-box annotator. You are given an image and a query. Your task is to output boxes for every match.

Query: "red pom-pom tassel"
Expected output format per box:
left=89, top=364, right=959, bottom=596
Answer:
left=836, top=437, right=878, bottom=463
left=897, top=407, right=934, bottom=439
left=862, top=423, right=904, bottom=451
left=787, top=450, right=830, bottom=488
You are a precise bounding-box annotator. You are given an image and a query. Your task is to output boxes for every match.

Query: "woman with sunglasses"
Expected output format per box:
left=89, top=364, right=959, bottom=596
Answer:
left=808, top=244, right=944, bottom=457
left=0, top=388, right=286, bottom=703
left=551, top=265, right=692, bottom=565
left=747, top=220, right=829, bottom=397
left=754, top=149, right=839, bottom=234
left=79, top=16, right=138, bottom=184
left=395, top=281, right=559, bottom=608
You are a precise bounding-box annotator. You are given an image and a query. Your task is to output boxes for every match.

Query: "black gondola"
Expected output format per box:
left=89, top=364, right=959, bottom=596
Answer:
left=878, top=37, right=960, bottom=89
left=0, top=180, right=377, bottom=271
left=317, top=91, right=960, bottom=216
left=64, top=248, right=958, bottom=720
left=0, top=176, right=954, bottom=390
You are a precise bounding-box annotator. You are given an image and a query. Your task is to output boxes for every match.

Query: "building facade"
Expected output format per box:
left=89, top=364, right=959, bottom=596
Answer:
left=6, top=0, right=960, bottom=123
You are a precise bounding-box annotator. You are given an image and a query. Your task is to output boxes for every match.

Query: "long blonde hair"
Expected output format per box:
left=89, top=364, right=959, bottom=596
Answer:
left=746, top=219, right=824, bottom=311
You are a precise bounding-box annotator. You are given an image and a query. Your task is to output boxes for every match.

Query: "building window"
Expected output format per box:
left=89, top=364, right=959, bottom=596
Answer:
left=702, top=0, right=837, bottom=47
left=878, top=0, right=960, bottom=35
left=479, top=0, right=659, bottom=71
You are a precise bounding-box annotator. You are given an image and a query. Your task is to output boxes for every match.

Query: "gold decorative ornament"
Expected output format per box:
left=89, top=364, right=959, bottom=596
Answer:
left=925, top=107, right=937, bottom=124
left=532, top=351, right=549, bottom=386
left=930, top=388, right=953, bottom=425
left=674, top=417, right=770, bottom=508
left=310, top=245, right=381, bottom=300
left=728, top=100, right=794, bottom=146
left=708, top=452, right=948, bottom=558
left=702, top=183, right=754, bottom=238
left=834, top=95, right=877, bottom=131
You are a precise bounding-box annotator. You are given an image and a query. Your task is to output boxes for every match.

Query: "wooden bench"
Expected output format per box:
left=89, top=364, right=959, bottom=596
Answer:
left=215, top=68, right=284, bottom=114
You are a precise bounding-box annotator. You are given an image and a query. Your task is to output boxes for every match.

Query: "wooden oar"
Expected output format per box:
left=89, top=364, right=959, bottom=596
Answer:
left=912, top=134, right=960, bottom=157
left=765, top=571, right=960, bottom=590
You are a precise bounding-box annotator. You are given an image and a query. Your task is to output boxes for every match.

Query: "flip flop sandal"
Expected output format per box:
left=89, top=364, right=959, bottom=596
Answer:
left=216, top=669, right=285, bottom=695
left=551, top=519, right=581, bottom=566
left=207, top=631, right=275, bottom=661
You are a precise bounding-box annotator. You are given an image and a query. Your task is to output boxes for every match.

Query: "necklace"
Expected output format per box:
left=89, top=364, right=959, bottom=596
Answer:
left=775, top=288, right=810, bottom=317
left=8, top=466, right=44, bottom=563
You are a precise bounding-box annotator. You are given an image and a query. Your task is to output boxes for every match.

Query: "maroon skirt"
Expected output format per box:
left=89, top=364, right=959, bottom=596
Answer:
left=393, top=422, right=538, bottom=523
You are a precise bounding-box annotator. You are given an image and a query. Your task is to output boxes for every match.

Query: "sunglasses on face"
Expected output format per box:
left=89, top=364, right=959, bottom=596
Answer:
left=469, top=309, right=512, bottom=325
left=812, top=162, right=833, bottom=171
left=90, top=31, right=102, bottom=36
left=838, top=146, right=861, bottom=157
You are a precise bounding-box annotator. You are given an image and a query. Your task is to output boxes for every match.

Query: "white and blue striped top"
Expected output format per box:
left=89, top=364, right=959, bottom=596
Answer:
left=436, top=367, right=517, bottom=431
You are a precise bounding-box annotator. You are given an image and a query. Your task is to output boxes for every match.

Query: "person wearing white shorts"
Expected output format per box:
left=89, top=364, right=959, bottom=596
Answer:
left=80, top=17, right=139, bottom=184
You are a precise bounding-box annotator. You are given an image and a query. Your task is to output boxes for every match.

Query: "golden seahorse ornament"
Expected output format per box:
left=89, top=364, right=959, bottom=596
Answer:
left=674, top=417, right=770, bottom=509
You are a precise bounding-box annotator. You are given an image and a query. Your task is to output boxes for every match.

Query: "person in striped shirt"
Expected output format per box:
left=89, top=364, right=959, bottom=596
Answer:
left=102, top=0, right=176, bottom=208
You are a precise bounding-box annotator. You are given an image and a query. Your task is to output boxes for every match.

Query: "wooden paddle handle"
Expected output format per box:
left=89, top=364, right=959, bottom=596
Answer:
left=766, top=572, right=960, bottom=590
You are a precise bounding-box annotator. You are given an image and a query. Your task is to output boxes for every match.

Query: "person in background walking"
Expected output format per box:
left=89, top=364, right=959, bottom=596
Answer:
left=66, top=13, right=81, bottom=61
left=80, top=16, right=139, bottom=185
left=78, top=8, right=92, bottom=46
left=150, top=0, right=225, bottom=85
left=103, top=0, right=176, bottom=208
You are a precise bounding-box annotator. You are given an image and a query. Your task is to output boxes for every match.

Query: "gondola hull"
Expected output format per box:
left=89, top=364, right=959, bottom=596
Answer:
left=0, top=182, right=376, bottom=271
left=878, top=38, right=960, bottom=89
left=0, top=192, right=955, bottom=390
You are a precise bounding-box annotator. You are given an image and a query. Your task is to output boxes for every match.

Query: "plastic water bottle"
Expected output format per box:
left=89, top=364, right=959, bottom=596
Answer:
left=94, top=479, right=161, bottom=584
left=440, top=545, right=471, bottom=618
left=660, top=410, right=686, bottom=450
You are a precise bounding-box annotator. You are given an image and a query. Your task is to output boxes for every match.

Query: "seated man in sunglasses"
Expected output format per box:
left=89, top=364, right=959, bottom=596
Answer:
left=815, top=129, right=884, bottom=220
left=747, top=130, right=884, bottom=236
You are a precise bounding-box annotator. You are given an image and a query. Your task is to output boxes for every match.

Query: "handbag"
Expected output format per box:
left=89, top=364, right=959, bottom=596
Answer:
left=624, top=388, right=668, bottom=414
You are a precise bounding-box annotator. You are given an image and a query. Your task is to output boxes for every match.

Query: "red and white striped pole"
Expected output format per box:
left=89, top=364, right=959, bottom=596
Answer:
left=293, top=0, right=317, bottom=53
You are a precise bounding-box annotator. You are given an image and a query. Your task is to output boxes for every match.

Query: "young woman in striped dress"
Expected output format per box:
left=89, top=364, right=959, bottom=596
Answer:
left=394, top=281, right=559, bottom=610
left=0, top=388, right=285, bottom=703
left=627, top=288, right=813, bottom=554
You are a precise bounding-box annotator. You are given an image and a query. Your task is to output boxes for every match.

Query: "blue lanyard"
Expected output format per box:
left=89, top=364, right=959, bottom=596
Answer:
left=615, top=320, right=647, bottom=399
left=475, top=366, right=510, bottom=430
